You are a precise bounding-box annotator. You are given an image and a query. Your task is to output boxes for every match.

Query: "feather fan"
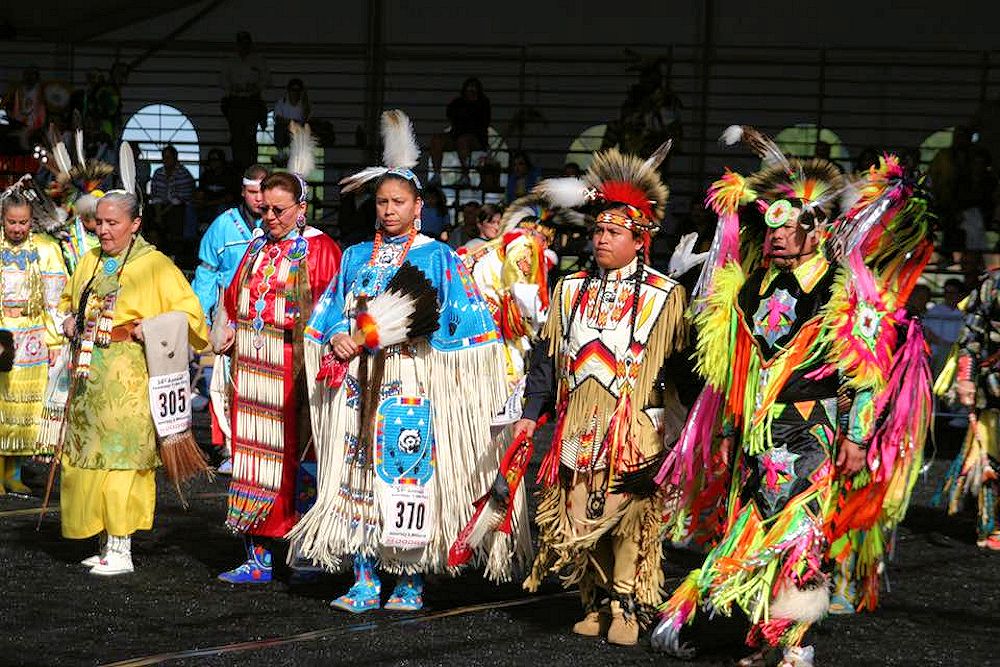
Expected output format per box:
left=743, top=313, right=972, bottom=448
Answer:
left=316, top=264, right=441, bottom=389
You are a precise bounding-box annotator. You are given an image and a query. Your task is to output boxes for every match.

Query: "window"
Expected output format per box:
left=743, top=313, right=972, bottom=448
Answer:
left=774, top=124, right=848, bottom=169
left=121, top=104, right=200, bottom=190
left=565, top=124, right=608, bottom=172
left=920, top=127, right=955, bottom=167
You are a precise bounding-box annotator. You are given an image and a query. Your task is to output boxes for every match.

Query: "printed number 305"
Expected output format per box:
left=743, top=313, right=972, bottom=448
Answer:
left=158, top=387, right=187, bottom=418
left=394, top=501, right=425, bottom=530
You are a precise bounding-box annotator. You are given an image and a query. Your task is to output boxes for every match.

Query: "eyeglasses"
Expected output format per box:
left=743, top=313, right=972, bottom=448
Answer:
left=260, top=204, right=294, bottom=218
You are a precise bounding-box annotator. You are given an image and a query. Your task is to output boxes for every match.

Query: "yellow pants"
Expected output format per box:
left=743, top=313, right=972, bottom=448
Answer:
left=60, top=458, right=156, bottom=539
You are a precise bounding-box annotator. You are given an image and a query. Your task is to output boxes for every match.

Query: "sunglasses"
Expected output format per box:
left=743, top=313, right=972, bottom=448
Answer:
left=260, top=204, right=296, bottom=218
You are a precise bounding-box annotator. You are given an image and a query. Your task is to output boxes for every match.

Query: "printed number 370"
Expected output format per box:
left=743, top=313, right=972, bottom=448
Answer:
left=394, top=501, right=425, bottom=530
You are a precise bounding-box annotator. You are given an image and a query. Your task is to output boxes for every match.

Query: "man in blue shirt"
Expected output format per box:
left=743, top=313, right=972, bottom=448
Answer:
left=192, top=163, right=268, bottom=321
left=192, top=163, right=268, bottom=474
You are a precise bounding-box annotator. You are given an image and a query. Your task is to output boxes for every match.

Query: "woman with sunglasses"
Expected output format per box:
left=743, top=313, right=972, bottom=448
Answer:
left=288, top=110, right=509, bottom=613
left=215, top=169, right=341, bottom=584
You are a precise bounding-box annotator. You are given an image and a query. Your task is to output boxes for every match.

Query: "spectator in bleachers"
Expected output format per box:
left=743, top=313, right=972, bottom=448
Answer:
left=563, top=162, right=582, bottom=177
left=452, top=199, right=481, bottom=248
left=429, top=77, right=491, bottom=187
left=273, top=78, right=311, bottom=164
left=854, top=146, right=881, bottom=173
left=220, top=31, right=270, bottom=175
left=4, top=66, right=45, bottom=150
left=195, top=148, right=239, bottom=227
left=461, top=202, right=502, bottom=251
left=923, top=278, right=967, bottom=374
left=928, top=126, right=996, bottom=258
left=148, top=144, right=196, bottom=264
left=506, top=150, right=541, bottom=202
left=420, top=184, right=451, bottom=242
left=906, top=283, right=931, bottom=319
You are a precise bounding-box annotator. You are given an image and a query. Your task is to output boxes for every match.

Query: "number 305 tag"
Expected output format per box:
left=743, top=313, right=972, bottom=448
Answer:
left=380, top=482, right=433, bottom=549
left=147, top=371, right=192, bottom=437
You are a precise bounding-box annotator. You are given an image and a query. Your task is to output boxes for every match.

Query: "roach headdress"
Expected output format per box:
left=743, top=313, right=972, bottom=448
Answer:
left=533, top=140, right=672, bottom=240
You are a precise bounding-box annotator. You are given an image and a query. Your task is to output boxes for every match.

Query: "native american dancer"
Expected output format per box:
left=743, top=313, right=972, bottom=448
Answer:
left=192, top=163, right=269, bottom=474
left=825, top=166, right=936, bottom=615
left=57, top=185, right=209, bottom=576
left=63, top=192, right=101, bottom=274
left=514, top=142, right=690, bottom=646
left=933, top=269, right=1000, bottom=551
left=0, top=190, right=68, bottom=494
left=651, top=133, right=932, bottom=666
left=287, top=110, right=508, bottom=613
left=215, top=152, right=341, bottom=584
left=42, top=129, right=115, bottom=273
left=457, top=196, right=564, bottom=420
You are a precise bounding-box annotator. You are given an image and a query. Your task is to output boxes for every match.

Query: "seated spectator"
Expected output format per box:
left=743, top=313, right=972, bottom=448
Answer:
left=906, top=283, right=931, bottom=319
left=429, top=78, right=491, bottom=186
left=506, top=150, right=541, bottom=202
left=195, top=148, right=238, bottom=226
left=462, top=202, right=502, bottom=250
left=148, top=144, right=196, bottom=264
left=420, top=185, right=451, bottom=241
left=273, top=78, right=311, bottom=163
left=563, top=162, right=582, bottom=177
left=923, top=278, right=967, bottom=374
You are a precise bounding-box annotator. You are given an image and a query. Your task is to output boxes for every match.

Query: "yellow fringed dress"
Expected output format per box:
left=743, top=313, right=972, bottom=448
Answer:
left=58, top=238, right=207, bottom=539
left=0, top=232, right=67, bottom=456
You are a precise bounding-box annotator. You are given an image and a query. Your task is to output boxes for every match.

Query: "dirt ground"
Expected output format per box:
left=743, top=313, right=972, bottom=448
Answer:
left=1, top=419, right=997, bottom=666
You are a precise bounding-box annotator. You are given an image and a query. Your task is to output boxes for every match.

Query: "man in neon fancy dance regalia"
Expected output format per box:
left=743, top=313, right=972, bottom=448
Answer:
left=652, top=127, right=933, bottom=666
left=515, top=141, right=693, bottom=646
left=935, top=269, right=1000, bottom=551
left=288, top=110, right=509, bottom=612
left=192, top=163, right=269, bottom=474
left=215, top=125, right=342, bottom=584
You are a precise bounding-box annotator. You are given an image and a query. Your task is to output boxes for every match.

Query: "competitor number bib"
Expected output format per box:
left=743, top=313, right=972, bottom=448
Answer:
left=148, top=371, right=192, bottom=437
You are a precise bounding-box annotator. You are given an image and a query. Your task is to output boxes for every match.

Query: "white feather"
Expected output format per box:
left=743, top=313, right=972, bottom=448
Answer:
left=770, top=582, right=830, bottom=624
left=364, top=289, right=416, bottom=347
left=338, top=167, right=389, bottom=194
left=119, top=141, right=136, bottom=195
left=533, top=177, right=590, bottom=209
left=380, top=110, right=420, bottom=170
left=642, top=139, right=673, bottom=172
left=287, top=122, right=316, bottom=178
left=52, top=142, right=72, bottom=176
left=74, top=129, right=86, bottom=166
left=720, top=125, right=744, bottom=146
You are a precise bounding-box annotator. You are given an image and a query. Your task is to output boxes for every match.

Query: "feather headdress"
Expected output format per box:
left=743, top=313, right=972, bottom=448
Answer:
left=498, top=193, right=587, bottom=238
left=533, top=140, right=672, bottom=235
left=339, top=109, right=422, bottom=194
left=1, top=175, right=69, bottom=233
left=721, top=124, right=852, bottom=222
left=287, top=121, right=317, bottom=203
left=45, top=130, right=115, bottom=201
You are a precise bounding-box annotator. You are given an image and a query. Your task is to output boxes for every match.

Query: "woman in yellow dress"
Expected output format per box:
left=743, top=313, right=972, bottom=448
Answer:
left=59, top=191, right=208, bottom=576
left=0, top=192, right=68, bottom=494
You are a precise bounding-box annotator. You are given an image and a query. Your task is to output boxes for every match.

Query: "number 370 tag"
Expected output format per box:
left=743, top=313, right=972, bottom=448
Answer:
left=380, top=482, right=433, bottom=550
left=148, top=371, right=192, bottom=437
